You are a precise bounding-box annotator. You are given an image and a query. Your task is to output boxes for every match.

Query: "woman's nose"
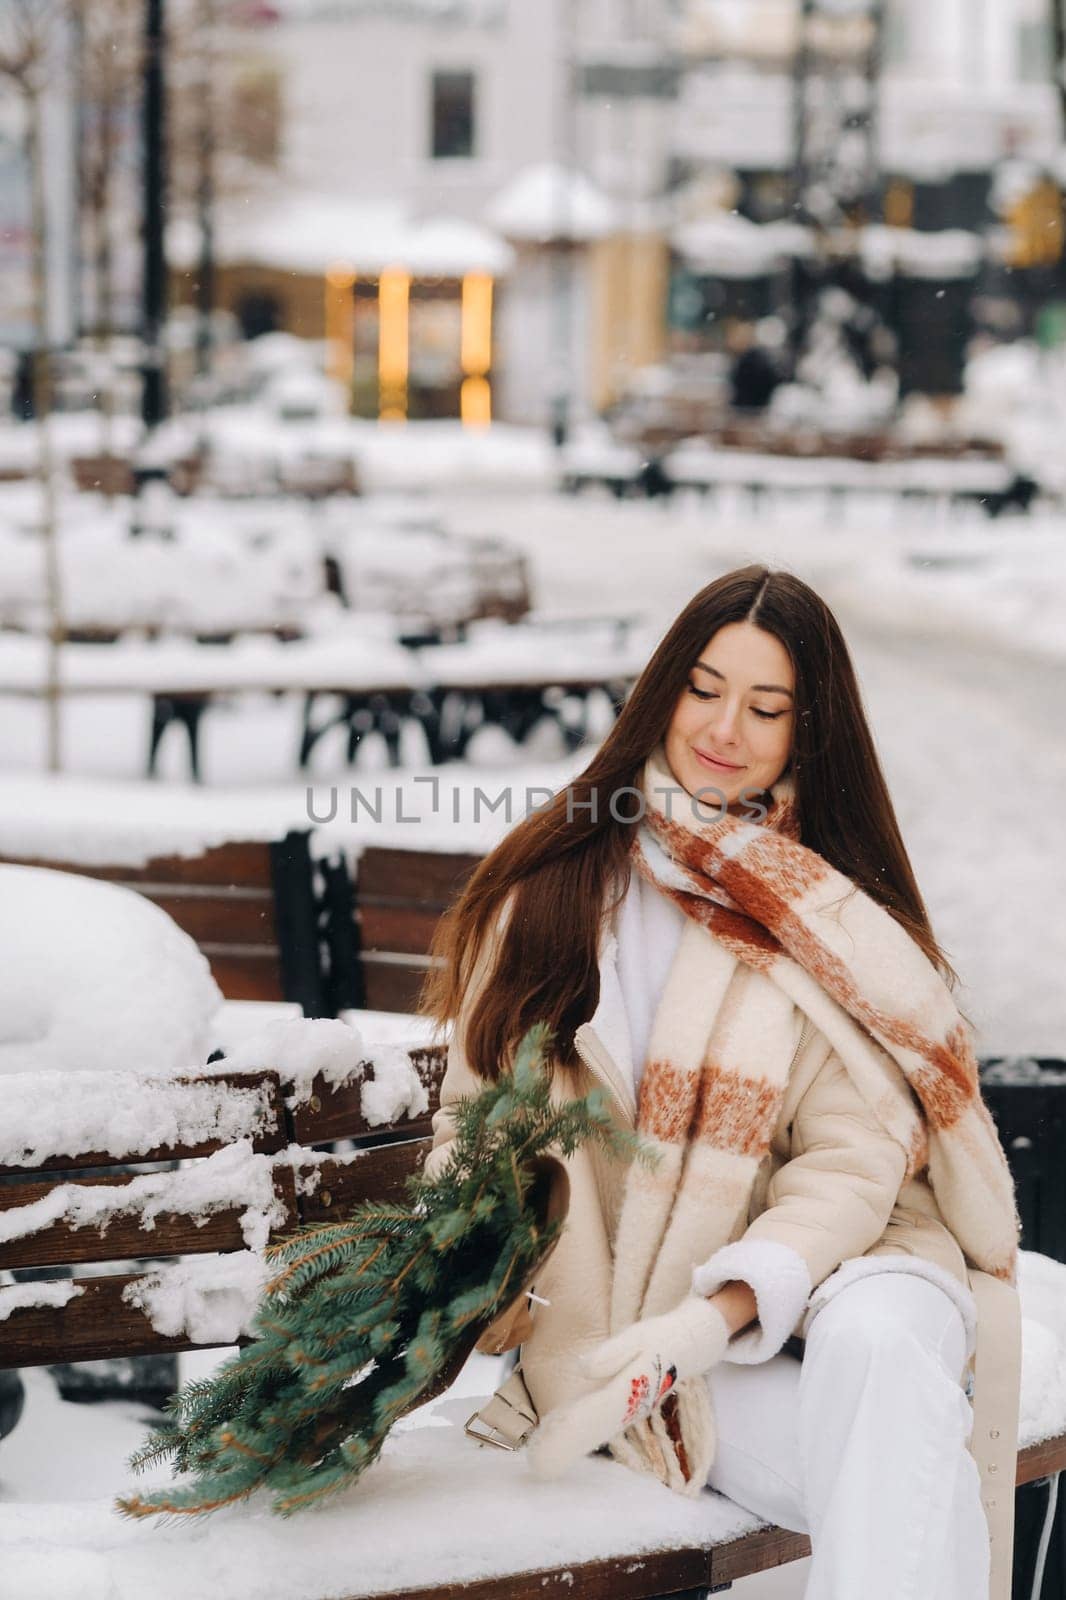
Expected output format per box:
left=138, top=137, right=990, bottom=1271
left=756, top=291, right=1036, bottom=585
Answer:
left=709, top=702, right=742, bottom=743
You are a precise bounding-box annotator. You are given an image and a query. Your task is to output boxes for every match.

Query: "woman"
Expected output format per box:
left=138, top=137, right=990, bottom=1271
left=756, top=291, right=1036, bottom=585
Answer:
left=421, top=566, right=1021, bottom=1600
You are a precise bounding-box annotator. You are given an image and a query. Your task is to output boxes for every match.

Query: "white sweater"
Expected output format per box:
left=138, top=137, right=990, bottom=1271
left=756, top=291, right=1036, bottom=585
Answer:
left=611, top=869, right=687, bottom=1097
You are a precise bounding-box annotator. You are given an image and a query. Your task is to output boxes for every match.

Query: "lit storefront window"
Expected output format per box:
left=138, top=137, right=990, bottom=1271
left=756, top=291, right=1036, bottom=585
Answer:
left=348, top=269, right=495, bottom=421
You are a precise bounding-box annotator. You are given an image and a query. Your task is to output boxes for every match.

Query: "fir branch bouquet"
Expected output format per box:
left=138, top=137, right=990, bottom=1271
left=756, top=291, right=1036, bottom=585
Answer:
left=115, top=1024, right=651, bottom=1522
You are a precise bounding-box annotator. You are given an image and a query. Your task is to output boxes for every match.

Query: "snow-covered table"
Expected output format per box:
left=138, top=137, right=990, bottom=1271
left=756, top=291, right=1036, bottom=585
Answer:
left=0, top=624, right=645, bottom=775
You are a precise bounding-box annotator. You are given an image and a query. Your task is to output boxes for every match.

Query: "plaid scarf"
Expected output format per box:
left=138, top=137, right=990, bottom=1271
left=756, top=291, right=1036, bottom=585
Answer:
left=604, top=747, right=1020, bottom=1494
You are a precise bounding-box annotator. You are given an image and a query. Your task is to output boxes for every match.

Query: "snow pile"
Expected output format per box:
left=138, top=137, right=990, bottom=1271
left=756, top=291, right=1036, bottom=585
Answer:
left=673, top=213, right=813, bottom=277
left=359, top=1043, right=430, bottom=1127
left=0, top=776, right=321, bottom=868
left=121, top=1251, right=269, bottom=1345
left=0, top=866, right=222, bottom=1078
left=818, top=530, right=1066, bottom=666
left=0, top=509, right=322, bottom=637
left=860, top=225, right=983, bottom=281
left=218, top=1016, right=366, bottom=1105
left=216, top=1016, right=429, bottom=1125
left=169, top=191, right=512, bottom=278
left=346, top=420, right=554, bottom=495
left=0, top=1141, right=290, bottom=1255
left=0, top=1279, right=84, bottom=1324
left=1, top=1072, right=276, bottom=1170
left=1018, top=1251, right=1066, bottom=1447
left=0, top=1400, right=765, bottom=1600
left=957, top=339, right=1066, bottom=483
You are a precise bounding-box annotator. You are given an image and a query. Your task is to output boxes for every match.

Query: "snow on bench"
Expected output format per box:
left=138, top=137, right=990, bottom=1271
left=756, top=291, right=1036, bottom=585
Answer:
left=1, top=1254, right=1065, bottom=1600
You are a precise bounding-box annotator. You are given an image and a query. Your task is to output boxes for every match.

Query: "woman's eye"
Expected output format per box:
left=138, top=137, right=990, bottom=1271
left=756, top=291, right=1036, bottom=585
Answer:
left=687, top=683, right=786, bottom=720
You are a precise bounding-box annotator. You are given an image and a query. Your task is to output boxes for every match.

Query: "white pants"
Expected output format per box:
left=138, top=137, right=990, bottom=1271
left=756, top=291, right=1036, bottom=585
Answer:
left=704, top=1272, right=990, bottom=1600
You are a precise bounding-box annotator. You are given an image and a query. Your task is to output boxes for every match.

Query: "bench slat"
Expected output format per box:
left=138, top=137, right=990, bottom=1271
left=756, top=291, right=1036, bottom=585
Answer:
left=358, top=903, right=442, bottom=957
left=0, top=1269, right=249, bottom=1367
left=356, top=848, right=480, bottom=907
left=288, top=1050, right=446, bottom=1145
left=362, top=957, right=433, bottom=1015
left=0, top=840, right=276, bottom=890
left=0, top=1166, right=297, bottom=1272
left=0, top=1071, right=287, bottom=1178
left=299, top=1139, right=431, bottom=1218
left=1016, top=1431, right=1066, bottom=1484
left=142, top=891, right=279, bottom=948
left=206, top=949, right=288, bottom=1003
left=288, top=1435, right=1066, bottom=1600
left=345, top=1545, right=716, bottom=1600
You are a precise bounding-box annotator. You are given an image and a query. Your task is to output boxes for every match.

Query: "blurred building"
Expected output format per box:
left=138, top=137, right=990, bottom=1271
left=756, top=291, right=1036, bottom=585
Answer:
left=668, top=0, right=1066, bottom=395
left=169, top=0, right=676, bottom=427
left=6, top=0, right=1064, bottom=424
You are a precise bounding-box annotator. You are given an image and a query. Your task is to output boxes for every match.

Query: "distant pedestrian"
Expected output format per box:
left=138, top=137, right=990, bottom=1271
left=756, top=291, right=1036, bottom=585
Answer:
left=727, top=321, right=782, bottom=412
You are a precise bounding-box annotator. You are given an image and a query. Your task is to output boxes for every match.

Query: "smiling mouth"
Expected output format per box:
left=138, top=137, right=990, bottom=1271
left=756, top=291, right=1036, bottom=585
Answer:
left=694, top=748, right=743, bottom=772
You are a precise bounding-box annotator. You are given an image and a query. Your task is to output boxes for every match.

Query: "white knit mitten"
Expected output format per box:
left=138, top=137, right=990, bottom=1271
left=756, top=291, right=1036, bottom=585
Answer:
left=526, top=1295, right=730, bottom=1482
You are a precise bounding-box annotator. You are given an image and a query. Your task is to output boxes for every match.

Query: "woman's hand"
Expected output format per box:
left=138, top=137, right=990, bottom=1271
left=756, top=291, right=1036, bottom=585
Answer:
left=525, top=1293, right=734, bottom=1482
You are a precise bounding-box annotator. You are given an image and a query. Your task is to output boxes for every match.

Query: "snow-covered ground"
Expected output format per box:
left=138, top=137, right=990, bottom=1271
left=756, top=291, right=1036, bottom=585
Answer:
left=0, top=412, right=558, bottom=497
left=3, top=484, right=1065, bottom=1052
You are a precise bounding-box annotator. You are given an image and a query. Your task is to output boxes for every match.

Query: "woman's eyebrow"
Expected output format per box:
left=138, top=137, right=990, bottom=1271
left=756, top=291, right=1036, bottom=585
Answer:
left=693, top=660, right=794, bottom=698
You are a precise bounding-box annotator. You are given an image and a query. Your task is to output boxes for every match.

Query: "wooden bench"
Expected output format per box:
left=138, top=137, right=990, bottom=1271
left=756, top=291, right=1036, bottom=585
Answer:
left=1, top=1045, right=1063, bottom=1598
left=0, top=833, right=347, bottom=1018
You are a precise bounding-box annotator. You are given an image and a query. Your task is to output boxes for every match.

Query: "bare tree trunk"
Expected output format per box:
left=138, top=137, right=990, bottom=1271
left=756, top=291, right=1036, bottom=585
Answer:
left=195, top=0, right=214, bottom=381
left=25, top=81, right=63, bottom=772
left=1052, top=0, right=1066, bottom=145
left=93, top=147, right=116, bottom=489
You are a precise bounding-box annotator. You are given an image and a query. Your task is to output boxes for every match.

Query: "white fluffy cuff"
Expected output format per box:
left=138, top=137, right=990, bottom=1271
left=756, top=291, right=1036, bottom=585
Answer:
left=691, top=1239, right=812, bottom=1364
left=800, top=1254, right=979, bottom=1360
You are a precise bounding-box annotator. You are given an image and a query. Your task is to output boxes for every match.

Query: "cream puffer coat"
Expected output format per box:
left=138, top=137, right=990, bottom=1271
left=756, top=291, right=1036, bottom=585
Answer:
left=424, top=879, right=1021, bottom=1599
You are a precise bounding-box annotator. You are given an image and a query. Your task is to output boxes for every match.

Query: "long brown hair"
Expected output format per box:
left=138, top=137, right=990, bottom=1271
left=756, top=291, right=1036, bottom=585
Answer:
left=421, top=564, right=963, bottom=1080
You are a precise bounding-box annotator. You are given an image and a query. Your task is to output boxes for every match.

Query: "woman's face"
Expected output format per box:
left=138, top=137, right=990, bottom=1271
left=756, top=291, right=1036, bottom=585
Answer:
left=664, top=622, right=796, bottom=812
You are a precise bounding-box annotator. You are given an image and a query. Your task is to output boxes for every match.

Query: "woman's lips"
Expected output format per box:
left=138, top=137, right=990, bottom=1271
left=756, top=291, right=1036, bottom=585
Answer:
left=694, top=747, right=744, bottom=773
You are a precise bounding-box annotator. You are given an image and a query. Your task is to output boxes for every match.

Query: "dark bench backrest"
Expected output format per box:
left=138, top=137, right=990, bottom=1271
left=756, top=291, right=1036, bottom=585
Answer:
left=351, top=846, right=481, bottom=1013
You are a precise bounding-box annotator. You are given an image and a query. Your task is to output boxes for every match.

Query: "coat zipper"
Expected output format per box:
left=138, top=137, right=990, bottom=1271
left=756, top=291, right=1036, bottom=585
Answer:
left=573, top=1023, right=637, bottom=1127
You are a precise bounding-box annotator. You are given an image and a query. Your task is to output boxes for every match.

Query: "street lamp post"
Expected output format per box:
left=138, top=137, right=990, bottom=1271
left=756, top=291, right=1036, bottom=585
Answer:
left=550, top=0, right=576, bottom=449
left=141, top=0, right=167, bottom=429
left=196, top=0, right=215, bottom=381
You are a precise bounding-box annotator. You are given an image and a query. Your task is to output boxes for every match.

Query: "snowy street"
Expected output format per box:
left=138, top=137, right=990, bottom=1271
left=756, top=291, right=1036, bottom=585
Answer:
left=3, top=486, right=1064, bottom=1055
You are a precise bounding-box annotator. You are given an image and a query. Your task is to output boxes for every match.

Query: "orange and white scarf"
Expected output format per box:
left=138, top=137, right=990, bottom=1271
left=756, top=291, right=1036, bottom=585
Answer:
left=604, top=747, right=1020, bottom=1492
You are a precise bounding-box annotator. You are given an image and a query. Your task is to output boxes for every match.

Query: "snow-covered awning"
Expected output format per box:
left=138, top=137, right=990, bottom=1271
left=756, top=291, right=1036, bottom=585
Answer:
left=858, top=224, right=983, bottom=280
left=672, top=213, right=815, bottom=277
left=168, top=193, right=514, bottom=279
left=487, top=164, right=619, bottom=244
left=254, top=0, right=504, bottom=19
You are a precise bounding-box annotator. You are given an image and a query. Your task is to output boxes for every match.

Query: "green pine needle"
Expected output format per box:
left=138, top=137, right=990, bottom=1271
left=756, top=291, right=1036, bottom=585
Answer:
left=116, top=1024, right=656, bottom=1522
